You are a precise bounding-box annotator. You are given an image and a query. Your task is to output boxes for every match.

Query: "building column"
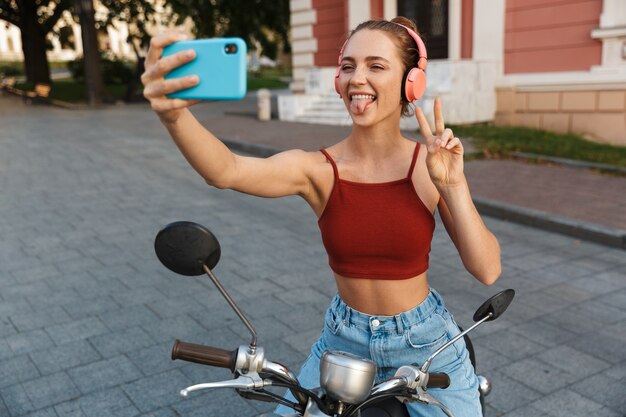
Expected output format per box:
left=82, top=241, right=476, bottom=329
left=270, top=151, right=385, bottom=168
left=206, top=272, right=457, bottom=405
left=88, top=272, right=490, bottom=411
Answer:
left=348, top=0, right=370, bottom=29
left=383, top=0, right=396, bottom=20
left=0, top=23, right=8, bottom=54
left=290, top=0, right=317, bottom=92
left=448, top=0, right=461, bottom=60
left=591, top=0, right=626, bottom=73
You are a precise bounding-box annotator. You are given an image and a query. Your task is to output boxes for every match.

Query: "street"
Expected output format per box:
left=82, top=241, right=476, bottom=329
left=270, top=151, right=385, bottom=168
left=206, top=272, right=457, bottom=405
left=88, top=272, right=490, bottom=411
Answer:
left=1, top=97, right=625, bottom=416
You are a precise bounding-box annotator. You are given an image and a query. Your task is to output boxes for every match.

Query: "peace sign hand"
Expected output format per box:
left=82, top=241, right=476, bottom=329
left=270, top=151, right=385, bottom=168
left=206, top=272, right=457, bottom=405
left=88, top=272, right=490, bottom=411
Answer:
left=415, top=98, right=465, bottom=188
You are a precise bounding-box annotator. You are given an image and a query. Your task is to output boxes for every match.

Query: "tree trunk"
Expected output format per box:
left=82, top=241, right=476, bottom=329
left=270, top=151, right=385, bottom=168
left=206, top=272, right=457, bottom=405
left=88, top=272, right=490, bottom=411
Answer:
left=19, top=2, right=51, bottom=85
left=75, top=0, right=105, bottom=105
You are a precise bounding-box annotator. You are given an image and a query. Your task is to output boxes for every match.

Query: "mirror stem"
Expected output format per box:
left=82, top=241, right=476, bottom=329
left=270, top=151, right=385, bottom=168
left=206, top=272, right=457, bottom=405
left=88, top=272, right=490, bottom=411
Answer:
left=203, top=265, right=258, bottom=352
left=420, top=313, right=492, bottom=374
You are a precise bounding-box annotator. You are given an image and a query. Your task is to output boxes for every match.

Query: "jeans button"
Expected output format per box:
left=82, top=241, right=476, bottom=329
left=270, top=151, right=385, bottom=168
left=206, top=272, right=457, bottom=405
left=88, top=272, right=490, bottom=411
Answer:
left=371, top=319, right=381, bottom=327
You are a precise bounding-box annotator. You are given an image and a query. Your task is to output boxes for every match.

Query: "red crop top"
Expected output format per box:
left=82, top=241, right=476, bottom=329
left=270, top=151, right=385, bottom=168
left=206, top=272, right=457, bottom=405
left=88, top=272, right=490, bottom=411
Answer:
left=317, top=143, right=435, bottom=280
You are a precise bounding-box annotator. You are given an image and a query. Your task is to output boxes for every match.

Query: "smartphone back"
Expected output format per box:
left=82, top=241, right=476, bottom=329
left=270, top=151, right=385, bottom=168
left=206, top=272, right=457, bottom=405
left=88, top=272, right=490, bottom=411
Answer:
left=163, top=38, right=247, bottom=100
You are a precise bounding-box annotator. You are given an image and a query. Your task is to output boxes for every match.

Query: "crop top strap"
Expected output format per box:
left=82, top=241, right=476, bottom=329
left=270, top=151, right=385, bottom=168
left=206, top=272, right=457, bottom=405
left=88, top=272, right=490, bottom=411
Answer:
left=320, top=148, right=339, bottom=182
left=407, top=142, right=421, bottom=178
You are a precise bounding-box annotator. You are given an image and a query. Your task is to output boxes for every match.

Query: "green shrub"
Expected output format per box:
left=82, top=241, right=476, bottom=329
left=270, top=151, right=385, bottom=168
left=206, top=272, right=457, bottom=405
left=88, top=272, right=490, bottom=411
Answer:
left=67, top=54, right=134, bottom=84
left=0, top=61, right=24, bottom=77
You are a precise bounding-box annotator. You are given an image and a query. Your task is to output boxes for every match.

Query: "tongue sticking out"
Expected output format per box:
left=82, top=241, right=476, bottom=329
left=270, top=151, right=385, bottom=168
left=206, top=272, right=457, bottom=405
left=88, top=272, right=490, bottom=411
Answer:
left=351, top=97, right=374, bottom=114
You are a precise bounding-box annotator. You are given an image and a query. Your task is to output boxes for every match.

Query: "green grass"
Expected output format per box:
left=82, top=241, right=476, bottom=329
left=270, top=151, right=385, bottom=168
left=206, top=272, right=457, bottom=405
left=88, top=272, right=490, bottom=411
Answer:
left=247, top=67, right=290, bottom=91
left=450, top=123, right=626, bottom=168
left=16, top=80, right=128, bottom=103
left=0, top=60, right=69, bottom=75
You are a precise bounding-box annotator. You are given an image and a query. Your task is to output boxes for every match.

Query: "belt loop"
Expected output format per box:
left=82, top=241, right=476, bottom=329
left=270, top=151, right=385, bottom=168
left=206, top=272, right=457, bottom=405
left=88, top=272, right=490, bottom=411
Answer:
left=395, top=315, right=404, bottom=334
left=343, top=305, right=351, bottom=326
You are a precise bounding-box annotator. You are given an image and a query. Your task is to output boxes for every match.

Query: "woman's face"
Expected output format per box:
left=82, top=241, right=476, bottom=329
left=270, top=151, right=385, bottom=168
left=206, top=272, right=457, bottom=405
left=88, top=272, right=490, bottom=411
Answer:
left=338, top=29, right=405, bottom=126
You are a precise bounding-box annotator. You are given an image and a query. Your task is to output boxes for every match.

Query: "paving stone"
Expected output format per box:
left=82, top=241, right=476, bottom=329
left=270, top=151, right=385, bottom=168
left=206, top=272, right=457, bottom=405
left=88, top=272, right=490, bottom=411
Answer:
left=145, top=295, right=209, bottom=319
left=171, top=387, right=259, bottom=417
left=45, top=317, right=109, bottom=345
left=0, top=298, right=33, bottom=319
left=474, top=329, right=547, bottom=361
left=1, top=383, right=37, bottom=416
left=21, top=372, right=80, bottom=410
left=122, top=369, right=191, bottom=413
left=484, top=370, right=543, bottom=413
left=500, top=404, right=551, bottom=417
left=53, top=387, right=137, bottom=417
left=61, top=295, right=122, bottom=319
left=531, top=388, right=621, bottom=417
left=499, top=357, right=578, bottom=394
left=570, top=373, right=626, bottom=414
left=111, top=286, right=168, bottom=307
left=126, top=342, right=187, bottom=376
left=536, top=345, right=612, bottom=379
left=9, top=307, right=72, bottom=333
left=0, top=354, right=40, bottom=389
left=68, top=356, right=143, bottom=394
left=7, top=329, right=55, bottom=355
left=88, top=326, right=156, bottom=358
left=140, top=314, right=211, bottom=344
left=28, top=340, right=101, bottom=376
left=23, top=408, right=59, bottom=417
left=570, top=332, right=626, bottom=365
left=0, top=317, right=17, bottom=338
left=274, top=286, right=330, bottom=308
left=509, top=320, right=577, bottom=348
left=97, top=304, right=161, bottom=332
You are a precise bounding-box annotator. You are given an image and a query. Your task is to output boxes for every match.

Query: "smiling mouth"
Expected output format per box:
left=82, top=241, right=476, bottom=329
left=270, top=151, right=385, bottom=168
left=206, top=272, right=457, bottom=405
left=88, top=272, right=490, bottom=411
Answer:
left=349, top=94, right=377, bottom=114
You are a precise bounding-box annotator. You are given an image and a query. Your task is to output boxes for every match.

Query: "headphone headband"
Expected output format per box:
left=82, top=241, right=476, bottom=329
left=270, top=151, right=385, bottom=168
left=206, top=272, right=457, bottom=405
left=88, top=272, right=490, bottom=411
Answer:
left=392, top=22, right=427, bottom=71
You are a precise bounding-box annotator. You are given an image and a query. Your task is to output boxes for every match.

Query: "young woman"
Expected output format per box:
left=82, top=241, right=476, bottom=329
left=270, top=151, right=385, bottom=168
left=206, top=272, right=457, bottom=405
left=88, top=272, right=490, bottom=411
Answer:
left=142, top=17, right=501, bottom=417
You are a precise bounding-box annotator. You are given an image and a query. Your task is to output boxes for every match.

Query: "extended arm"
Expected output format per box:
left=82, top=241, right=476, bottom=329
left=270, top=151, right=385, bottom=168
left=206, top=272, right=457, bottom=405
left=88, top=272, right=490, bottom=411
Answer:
left=142, top=32, right=312, bottom=199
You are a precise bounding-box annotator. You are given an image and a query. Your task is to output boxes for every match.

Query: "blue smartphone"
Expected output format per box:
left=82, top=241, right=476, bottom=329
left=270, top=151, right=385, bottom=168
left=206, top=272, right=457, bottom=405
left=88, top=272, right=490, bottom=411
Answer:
left=163, top=38, right=247, bottom=100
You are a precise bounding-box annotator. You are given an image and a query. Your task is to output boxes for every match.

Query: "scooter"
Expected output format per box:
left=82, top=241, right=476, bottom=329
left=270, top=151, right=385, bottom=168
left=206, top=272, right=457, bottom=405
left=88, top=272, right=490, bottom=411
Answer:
left=154, top=221, right=515, bottom=417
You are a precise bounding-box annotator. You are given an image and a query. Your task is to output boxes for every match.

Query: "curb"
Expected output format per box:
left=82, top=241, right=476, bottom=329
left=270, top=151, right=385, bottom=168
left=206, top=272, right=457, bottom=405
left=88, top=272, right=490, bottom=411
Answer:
left=221, top=137, right=626, bottom=250
left=511, top=152, right=626, bottom=175
left=473, top=198, right=626, bottom=250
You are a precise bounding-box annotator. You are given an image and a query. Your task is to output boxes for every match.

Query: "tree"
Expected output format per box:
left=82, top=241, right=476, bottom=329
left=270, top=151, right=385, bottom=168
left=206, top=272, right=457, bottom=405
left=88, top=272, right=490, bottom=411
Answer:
left=0, top=0, right=73, bottom=84
left=75, top=0, right=104, bottom=105
left=97, top=0, right=156, bottom=101
left=165, top=0, right=290, bottom=61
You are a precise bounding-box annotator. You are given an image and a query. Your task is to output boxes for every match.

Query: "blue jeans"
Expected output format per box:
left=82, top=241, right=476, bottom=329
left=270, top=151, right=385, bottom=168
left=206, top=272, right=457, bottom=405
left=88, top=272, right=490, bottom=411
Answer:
left=276, top=289, right=482, bottom=416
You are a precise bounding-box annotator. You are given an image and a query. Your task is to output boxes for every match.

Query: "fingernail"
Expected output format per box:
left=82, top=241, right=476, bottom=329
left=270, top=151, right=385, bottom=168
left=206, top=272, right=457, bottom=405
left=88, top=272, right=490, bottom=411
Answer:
left=188, top=75, right=198, bottom=83
left=185, top=49, right=196, bottom=58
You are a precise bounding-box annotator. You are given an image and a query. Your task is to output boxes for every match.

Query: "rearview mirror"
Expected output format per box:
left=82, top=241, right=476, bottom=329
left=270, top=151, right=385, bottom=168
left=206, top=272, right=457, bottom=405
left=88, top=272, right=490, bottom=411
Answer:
left=154, top=221, right=221, bottom=276
left=473, top=289, right=515, bottom=322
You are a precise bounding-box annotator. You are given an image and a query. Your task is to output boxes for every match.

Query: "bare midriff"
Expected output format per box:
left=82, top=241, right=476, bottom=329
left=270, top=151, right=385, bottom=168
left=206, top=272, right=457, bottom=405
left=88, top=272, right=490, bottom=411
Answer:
left=335, top=272, right=430, bottom=316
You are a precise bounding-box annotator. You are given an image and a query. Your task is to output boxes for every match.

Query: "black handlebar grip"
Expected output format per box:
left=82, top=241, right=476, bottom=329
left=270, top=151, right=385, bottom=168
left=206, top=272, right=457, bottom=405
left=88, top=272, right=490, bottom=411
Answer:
left=171, top=339, right=238, bottom=373
left=427, top=373, right=450, bottom=389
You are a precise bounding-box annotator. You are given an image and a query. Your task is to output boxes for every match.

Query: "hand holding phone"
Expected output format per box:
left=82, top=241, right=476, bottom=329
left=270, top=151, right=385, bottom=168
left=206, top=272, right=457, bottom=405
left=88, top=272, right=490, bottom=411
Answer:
left=162, top=38, right=247, bottom=101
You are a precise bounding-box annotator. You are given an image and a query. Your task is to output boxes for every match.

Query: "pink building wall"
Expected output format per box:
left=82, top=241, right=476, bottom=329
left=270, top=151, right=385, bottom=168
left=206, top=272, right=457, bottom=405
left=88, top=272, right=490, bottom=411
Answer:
left=312, top=0, right=348, bottom=67
left=504, top=0, right=603, bottom=74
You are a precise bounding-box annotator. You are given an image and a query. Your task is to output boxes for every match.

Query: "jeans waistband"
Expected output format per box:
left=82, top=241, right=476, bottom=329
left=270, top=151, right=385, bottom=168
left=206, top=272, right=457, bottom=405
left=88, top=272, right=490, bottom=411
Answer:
left=329, top=288, right=444, bottom=334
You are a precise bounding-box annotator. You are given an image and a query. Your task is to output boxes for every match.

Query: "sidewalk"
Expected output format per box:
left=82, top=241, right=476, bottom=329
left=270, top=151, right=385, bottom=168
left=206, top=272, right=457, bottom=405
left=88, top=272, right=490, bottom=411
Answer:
left=189, top=101, right=626, bottom=249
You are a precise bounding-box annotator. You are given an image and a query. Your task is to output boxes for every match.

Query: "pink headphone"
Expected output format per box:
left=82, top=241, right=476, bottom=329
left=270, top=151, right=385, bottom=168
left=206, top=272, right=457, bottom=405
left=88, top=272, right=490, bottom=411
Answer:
left=334, top=22, right=428, bottom=102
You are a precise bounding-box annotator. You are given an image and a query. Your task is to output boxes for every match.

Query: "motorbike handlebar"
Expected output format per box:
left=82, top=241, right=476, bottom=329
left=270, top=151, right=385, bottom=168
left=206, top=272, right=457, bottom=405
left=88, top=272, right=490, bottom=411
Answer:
left=427, top=373, right=450, bottom=389
left=171, top=339, right=238, bottom=373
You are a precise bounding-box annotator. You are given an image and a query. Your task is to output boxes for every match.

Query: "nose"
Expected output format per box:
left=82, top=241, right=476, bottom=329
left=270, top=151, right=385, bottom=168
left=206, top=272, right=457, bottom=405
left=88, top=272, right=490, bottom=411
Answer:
left=349, top=66, right=367, bottom=86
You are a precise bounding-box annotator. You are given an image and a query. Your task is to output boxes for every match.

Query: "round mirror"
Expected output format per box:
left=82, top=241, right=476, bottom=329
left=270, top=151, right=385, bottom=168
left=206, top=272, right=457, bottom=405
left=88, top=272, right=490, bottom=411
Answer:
left=473, top=289, right=515, bottom=322
left=154, top=221, right=221, bottom=276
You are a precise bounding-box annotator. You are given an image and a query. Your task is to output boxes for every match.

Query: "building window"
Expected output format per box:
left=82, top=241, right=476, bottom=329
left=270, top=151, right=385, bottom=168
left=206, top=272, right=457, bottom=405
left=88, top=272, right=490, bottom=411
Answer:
left=398, top=0, right=449, bottom=59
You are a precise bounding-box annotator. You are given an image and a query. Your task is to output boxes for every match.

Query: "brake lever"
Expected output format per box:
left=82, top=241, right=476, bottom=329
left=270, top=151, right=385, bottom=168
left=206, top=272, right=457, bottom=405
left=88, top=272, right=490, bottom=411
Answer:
left=180, top=373, right=268, bottom=397
left=411, top=388, right=455, bottom=417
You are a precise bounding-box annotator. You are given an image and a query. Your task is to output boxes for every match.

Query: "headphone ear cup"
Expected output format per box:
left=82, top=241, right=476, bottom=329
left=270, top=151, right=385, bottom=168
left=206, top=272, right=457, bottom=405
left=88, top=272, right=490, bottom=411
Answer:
left=334, top=67, right=341, bottom=96
left=404, top=67, right=426, bottom=102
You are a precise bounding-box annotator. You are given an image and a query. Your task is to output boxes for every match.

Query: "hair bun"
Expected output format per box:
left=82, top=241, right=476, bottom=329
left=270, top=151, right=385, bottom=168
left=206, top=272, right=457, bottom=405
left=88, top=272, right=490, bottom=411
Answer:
left=391, top=16, right=418, bottom=33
